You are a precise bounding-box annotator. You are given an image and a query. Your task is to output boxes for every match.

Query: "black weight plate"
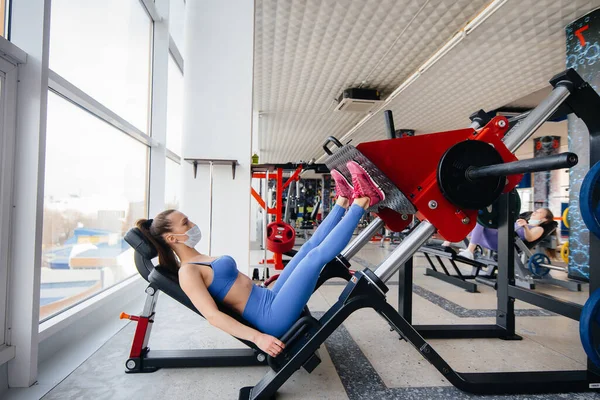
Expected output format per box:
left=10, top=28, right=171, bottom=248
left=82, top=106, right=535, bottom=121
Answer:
left=580, top=160, right=600, bottom=239
left=580, top=289, right=600, bottom=368
left=528, top=252, right=551, bottom=277
left=438, top=141, right=504, bottom=210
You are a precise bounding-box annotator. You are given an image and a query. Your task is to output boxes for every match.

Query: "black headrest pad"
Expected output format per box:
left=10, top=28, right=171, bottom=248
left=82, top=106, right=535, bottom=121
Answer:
left=543, top=220, right=558, bottom=233
left=125, top=227, right=157, bottom=260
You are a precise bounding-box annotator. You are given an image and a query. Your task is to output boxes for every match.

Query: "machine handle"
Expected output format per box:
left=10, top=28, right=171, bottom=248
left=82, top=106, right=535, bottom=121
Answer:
left=466, top=152, right=578, bottom=180
left=384, top=110, right=396, bottom=139
left=120, top=312, right=141, bottom=321
left=322, top=136, right=344, bottom=155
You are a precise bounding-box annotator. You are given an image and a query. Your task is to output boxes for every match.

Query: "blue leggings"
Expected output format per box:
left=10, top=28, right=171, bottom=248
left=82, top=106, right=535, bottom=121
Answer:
left=242, top=204, right=364, bottom=337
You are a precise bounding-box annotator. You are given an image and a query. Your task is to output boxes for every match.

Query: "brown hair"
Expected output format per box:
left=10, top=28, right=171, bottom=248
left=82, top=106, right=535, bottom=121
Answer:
left=540, top=208, right=554, bottom=223
left=136, top=209, right=180, bottom=275
left=539, top=208, right=558, bottom=260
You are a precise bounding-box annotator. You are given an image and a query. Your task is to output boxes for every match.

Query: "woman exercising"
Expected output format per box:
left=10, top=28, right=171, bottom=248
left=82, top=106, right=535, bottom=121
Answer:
left=457, top=208, right=557, bottom=260
left=136, top=161, right=384, bottom=358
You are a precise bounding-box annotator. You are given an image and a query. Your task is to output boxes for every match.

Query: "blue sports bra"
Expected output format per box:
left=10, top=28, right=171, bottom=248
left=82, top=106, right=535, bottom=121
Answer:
left=189, top=256, right=239, bottom=302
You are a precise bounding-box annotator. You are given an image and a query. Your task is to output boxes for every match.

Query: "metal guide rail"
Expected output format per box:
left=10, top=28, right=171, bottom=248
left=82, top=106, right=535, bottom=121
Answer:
left=240, top=69, right=600, bottom=399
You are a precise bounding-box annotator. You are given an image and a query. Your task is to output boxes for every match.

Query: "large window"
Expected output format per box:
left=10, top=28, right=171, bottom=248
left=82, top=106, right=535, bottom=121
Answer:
left=40, top=92, right=149, bottom=321
left=49, top=0, right=152, bottom=132
left=166, top=54, right=184, bottom=155
left=165, top=158, right=181, bottom=210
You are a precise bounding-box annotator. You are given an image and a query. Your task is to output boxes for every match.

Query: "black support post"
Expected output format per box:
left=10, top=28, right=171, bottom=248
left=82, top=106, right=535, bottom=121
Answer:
left=397, top=256, right=413, bottom=323
left=495, top=192, right=519, bottom=339
left=384, top=110, right=396, bottom=139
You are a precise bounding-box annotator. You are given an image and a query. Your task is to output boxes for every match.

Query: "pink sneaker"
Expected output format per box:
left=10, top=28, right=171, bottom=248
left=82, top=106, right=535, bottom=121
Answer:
left=346, top=161, right=385, bottom=207
left=331, top=169, right=354, bottom=199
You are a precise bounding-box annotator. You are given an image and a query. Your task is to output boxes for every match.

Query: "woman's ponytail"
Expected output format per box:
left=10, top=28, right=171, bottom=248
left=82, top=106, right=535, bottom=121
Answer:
left=135, top=210, right=180, bottom=275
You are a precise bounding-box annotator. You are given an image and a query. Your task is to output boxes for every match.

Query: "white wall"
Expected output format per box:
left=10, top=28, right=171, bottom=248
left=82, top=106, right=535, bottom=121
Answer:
left=181, top=0, right=254, bottom=270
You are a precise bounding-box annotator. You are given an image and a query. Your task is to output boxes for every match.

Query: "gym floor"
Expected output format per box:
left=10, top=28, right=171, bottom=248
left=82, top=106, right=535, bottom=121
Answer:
left=40, top=242, right=598, bottom=400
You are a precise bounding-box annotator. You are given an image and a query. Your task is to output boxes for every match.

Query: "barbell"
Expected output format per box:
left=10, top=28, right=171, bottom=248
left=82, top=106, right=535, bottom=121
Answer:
left=527, top=252, right=568, bottom=277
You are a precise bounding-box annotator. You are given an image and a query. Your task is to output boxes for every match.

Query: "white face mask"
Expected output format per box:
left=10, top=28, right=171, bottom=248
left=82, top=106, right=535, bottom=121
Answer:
left=528, top=219, right=542, bottom=226
left=172, top=225, right=202, bottom=248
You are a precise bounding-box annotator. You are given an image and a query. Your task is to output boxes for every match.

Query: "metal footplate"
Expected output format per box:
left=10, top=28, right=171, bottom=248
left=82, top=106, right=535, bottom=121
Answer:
left=322, top=136, right=416, bottom=214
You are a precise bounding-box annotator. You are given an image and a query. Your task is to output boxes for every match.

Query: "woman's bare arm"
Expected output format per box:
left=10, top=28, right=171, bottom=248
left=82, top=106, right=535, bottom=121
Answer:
left=516, top=219, right=545, bottom=243
left=178, top=265, right=285, bottom=356
left=523, top=226, right=544, bottom=242
left=179, top=265, right=260, bottom=342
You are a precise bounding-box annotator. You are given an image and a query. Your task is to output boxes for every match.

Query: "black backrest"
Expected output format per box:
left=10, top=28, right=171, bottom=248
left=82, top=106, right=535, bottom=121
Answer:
left=124, top=228, right=157, bottom=282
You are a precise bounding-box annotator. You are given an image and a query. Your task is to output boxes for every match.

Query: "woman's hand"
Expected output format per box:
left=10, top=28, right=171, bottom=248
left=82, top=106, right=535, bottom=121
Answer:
left=516, top=219, right=528, bottom=228
left=255, top=333, right=286, bottom=357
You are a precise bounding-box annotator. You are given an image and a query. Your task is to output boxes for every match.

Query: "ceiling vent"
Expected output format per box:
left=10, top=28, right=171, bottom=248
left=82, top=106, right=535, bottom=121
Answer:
left=335, top=88, right=382, bottom=113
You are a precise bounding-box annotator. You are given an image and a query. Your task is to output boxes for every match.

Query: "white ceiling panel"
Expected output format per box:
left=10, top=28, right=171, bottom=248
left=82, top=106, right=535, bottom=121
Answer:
left=324, top=0, right=600, bottom=153
left=254, top=0, right=491, bottom=162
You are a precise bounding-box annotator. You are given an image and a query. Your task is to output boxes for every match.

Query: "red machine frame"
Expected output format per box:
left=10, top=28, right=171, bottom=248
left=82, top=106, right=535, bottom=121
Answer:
left=360, top=116, right=521, bottom=242
left=251, top=165, right=303, bottom=270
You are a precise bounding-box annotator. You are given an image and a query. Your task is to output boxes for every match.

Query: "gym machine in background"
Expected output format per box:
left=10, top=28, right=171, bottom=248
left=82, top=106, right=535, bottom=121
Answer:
left=250, top=162, right=328, bottom=277
left=240, top=68, right=600, bottom=399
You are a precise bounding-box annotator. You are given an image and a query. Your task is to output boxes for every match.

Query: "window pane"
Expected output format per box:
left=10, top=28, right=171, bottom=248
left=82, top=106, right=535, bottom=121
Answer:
left=166, top=55, right=183, bottom=155
left=0, top=74, right=6, bottom=344
left=165, top=158, right=181, bottom=210
left=169, top=0, right=185, bottom=53
left=49, top=0, right=152, bottom=132
left=41, top=92, right=149, bottom=321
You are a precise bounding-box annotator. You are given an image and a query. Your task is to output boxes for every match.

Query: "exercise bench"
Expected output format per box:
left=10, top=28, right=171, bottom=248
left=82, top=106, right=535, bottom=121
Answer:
left=121, top=227, right=322, bottom=374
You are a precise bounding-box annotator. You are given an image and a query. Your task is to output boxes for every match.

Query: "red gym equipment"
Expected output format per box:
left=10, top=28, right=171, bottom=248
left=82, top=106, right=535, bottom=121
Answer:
left=355, top=116, right=521, bottom=242
left=250, top=164, right=303, bottom=270
left=266, top=221, right=296, bottom=254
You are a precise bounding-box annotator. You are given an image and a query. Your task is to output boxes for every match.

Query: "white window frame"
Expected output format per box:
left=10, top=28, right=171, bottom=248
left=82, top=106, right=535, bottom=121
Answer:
left=0, top=35, right=26, bottom=364
left=48, top=70, right=157, bottom=149
left=169, top=35, right=184, bottom=74
left=166, top=36, right=183, bottom=164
